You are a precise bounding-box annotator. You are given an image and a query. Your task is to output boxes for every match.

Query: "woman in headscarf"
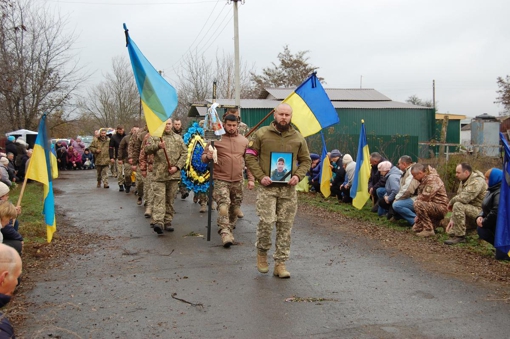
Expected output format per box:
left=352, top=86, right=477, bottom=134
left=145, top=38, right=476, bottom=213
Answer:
left=476, top=168, right=509, bottom=260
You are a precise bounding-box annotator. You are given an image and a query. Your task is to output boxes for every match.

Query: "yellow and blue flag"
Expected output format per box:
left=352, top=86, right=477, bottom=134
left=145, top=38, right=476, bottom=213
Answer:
left=26, top=113, right=58, bottom=243
left=350, top=120, right=371, bottom=209
left=124, top=24, right=177, bottom=137
left=495, top=132, right=510, bottom=257
left=282, top=72, right=339, bottom=137
left=319, top=131, right=332, bottom=198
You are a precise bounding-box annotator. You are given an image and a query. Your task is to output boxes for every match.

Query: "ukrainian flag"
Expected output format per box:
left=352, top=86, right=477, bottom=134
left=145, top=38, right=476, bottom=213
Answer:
left=26, top=113, right=58, bottom=243
left=124, top=24, right=177, bottom=137
left=319, top=131, right=332, bottom=198
left=495, top=132, right=510, bottom=256
left=282, top=73, right=339, bottom=137
left=350, top=120, right=371, bottom=209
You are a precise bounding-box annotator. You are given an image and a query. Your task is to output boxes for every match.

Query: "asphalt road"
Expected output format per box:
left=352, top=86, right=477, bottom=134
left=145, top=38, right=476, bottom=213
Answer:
left=20, top=170, right=510, bottom=339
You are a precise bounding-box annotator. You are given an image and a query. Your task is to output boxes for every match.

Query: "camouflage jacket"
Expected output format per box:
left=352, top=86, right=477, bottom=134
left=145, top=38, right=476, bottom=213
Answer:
left=449, top=170, right=487, bottom=208
left=129, top=127, right=148, bottom=166
left=138, top=133, right=154, bottom=172
left=245, top=121, right=311, bottom=183
left=238, top=122, right=249, bottom=136
left=144, top=130, right=187, bottom=181
left=416, top=166, right=449, bottom=207
left=89, top=136, right=110, bottom=166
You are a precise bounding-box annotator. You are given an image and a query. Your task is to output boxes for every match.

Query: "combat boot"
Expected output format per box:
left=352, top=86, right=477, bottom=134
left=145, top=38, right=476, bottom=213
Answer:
left=200, top=204, right=207, bottom=213
left=273, top=262, right=290, bottom=279
left=444, top=236, right=466, bottom=245
left=97, top=181, right=101, bottom=188
left=125, top=184, right=131, bottom=193
left=220, top=231, right=234, bottom=248
left=104, top=183, right=109, bottom=188
left=416, top=229, right=435, bottom=237
left=119, top=185, right=124, bottom=192
left=235, top=207, right=244, bottom=218
left=137, top=196, right=143, bottom=205
left=144, top=206, right=152, bottom=218
left=257, top=251, right=269, bottom=273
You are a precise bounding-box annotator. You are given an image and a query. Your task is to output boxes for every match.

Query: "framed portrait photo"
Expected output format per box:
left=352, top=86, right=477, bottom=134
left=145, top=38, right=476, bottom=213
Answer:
left=269, top=152, right=293, bottom=183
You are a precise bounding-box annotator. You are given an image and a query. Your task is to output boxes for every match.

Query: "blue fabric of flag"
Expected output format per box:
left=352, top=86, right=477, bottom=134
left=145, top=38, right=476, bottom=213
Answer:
left=495, top=133, right=510, bottom=256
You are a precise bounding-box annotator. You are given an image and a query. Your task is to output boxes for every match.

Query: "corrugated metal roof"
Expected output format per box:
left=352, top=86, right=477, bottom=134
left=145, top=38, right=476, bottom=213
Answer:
left=331, top=101, right=429, bottom=110
left=201, top=99, right=429, bottom=110
left=261, top=88, right=392, bottom=101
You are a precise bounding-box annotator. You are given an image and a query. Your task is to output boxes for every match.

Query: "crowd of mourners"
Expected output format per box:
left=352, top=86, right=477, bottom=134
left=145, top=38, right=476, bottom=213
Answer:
left=55, top=137, right=95, bottom=171
left=305, top=150, right=509, bottom=261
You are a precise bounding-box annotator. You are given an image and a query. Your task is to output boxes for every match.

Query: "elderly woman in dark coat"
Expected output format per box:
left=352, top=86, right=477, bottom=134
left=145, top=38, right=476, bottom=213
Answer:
left=476, top=168, right=509, bottom=261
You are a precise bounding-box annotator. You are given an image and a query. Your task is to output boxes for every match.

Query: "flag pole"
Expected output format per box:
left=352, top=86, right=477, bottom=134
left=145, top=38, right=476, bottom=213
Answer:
left=12, top=175, right=30, bottom=225
left=245, top=109, right=274, bottom=138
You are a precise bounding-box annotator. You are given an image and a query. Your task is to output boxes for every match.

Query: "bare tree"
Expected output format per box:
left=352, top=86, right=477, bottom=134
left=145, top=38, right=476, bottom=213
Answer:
left=406, top=95, right=435, bottom=109
left=251, top=45, right=323, bottom=94
left=495, top=76, right=510, bottom=116
left=0, top=0, right=87, bottom=133
left=173, top=52, right=214, bottom=121
left=78, top=56, right=140, bottom=128
left=214, top=51, right=257, bottom=100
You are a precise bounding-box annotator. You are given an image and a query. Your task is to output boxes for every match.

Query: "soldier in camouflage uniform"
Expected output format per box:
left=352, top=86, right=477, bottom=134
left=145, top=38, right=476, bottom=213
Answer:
left=144, top=119, right=187, bottom=235
left=117, top=126, right=137, bottom=193
left=129, top=125, right=149, bottom=206
left=89, top=129, right=111, bottom=188
left=411, top=164, right=449, bottom=237
left=444, top=163, right=487, bottom=245
left=172, top=119, right=190, bottom=200
left=245, top=103, right=311, bottom=279
left=139, top=132, right=155, bottom=221
left=202, top=114, right=255, bottom=248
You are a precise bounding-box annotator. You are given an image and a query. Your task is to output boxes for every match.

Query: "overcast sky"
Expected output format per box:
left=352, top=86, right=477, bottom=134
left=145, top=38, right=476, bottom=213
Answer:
left=52, top=0, right=510, bottom=118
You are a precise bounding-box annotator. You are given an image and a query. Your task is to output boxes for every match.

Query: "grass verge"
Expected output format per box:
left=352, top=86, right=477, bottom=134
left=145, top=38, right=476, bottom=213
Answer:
left=9, top=181, right=47, bottom=244
left=299, top=192, right=496, bottom=259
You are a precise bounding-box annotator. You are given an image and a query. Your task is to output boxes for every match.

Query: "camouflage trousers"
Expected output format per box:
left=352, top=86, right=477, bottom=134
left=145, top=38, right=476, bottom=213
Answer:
left=255, top=185, right=297, bottom=263
left=109, top=162, right=117, bottom=177
left=179, top=181, right=189, bottom=196
left=449, top=202, right=481, bottom=236
left=116, top=161, right=132, bottom=186
left=413, top=200, right=448, bottom=232
left=95, top=165, right=109, bottom=185
left=151, top=180, right=179, bottom=226
left=135, top=167, right=144, bottom=199
left=144, top=171, right=154, bottom=208
left=194, top=191, right=208, bottom=206
left=212, top=180, right=243, bottom=233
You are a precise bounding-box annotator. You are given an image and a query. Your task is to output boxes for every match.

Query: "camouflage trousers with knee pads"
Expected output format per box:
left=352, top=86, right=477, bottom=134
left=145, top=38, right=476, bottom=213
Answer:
left=212, top=180, right=243, bottom=233
left=255, top=185, right=297, bottom=263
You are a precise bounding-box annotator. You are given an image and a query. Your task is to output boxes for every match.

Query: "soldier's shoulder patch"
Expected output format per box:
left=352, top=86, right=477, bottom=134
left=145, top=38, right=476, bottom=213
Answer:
left=248, top=140, right=254, bottom=147
left=425, top=186, right=432, bottom=193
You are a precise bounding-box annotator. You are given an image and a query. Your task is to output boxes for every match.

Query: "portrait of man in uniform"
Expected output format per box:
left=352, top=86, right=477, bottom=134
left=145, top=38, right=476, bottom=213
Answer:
left=270, top=152, right=292, bottom=183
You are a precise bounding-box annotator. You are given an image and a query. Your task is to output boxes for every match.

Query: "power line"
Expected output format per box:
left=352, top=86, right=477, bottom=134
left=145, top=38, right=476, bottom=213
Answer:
left=52, top=0, right=218, bottom=5
left=167, top=0, right=225, bottom=71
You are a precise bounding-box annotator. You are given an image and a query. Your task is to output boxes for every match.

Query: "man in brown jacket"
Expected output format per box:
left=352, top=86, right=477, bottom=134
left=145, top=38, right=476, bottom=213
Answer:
left=202, top=114, right=254, bottom=247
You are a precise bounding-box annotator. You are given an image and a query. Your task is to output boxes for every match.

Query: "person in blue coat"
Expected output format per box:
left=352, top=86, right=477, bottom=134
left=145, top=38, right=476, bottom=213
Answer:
left=476, top=168, right=509, bottom=260
left=376, top=161, right=402, bottom=217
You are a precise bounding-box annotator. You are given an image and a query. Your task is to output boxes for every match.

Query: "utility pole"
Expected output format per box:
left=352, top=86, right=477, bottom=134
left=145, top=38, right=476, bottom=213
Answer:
left=231, top=0, right=243, bottom=115
left=432, top=79, right=436, bottom=112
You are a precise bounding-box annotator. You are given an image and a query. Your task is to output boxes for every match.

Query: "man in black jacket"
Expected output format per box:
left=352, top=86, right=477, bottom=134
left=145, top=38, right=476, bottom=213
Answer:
left=368, top=152, right=387, bottom=212
left=109, top=125, right=127, bottom=191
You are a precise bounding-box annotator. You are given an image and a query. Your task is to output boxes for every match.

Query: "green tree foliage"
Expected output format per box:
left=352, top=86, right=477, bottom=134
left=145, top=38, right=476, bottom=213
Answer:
left=251, top=45, right=323, bottom=93
left=495, top=76, right=510, bottom=116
